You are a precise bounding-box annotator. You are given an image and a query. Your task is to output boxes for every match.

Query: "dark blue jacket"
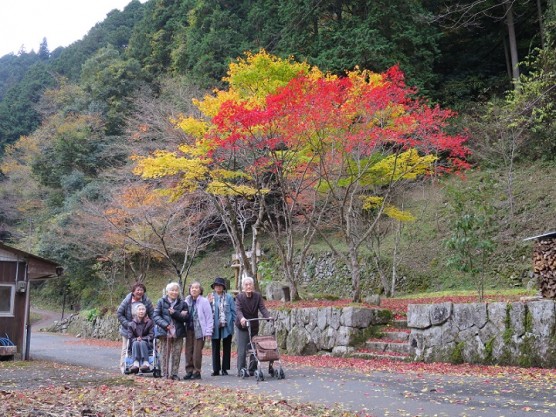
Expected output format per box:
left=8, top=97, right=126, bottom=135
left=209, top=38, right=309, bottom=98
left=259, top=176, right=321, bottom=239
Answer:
left=152, top=296, right=188, bottom=338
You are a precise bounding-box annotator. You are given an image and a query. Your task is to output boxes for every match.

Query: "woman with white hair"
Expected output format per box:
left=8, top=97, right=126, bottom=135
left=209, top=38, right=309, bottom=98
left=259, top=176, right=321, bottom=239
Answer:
left=152, top=282, right=188, bottom=380
left=116, top=282, right=154, bottom=373
left=235, top=276, right=271, bottom=377
left=127, top=303, right=154, bottom=373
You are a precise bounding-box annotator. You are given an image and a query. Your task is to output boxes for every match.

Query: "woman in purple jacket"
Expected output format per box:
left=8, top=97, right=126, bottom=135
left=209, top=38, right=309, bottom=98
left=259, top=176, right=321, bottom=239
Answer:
left=183, top=281, right=213, bottom=380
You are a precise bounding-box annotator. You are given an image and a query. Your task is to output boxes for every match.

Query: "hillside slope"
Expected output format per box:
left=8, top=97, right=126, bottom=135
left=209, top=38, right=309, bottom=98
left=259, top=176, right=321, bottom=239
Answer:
left=181, top=161, right=555, bottom=299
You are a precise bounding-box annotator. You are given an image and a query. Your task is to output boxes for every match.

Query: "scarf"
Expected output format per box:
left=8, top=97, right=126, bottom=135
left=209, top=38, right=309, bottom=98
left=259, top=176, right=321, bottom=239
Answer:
left=212, top=293, right=228, bottom=328
left=191, top=299, right=203, bottom=339
left=218, top=294, right=227, bottom=327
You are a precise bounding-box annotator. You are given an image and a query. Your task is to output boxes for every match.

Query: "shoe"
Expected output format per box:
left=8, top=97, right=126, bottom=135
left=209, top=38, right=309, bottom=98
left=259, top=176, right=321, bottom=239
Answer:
left=182, top=372, right=193, bottom=380
left=191, top=373, right=201, bottom=380
left=170, top=375, right=180, bottom=381
left=140, top=362, right=150, bottom=371
left=130, top=365, right=139, bottom=374
left=211, top=371, right=220, bottom=376
left=221, top=370, right=228, bottom=376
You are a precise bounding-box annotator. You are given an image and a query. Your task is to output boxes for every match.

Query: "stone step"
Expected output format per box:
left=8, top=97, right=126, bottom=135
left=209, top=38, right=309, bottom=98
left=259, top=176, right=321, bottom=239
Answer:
left=365, top=340, right=411, bottom=355
left=380, top=330, right=410, bottom=343
left=350, top=351, right=410, bottom=362
left=391, top=319, right=408, bottom=329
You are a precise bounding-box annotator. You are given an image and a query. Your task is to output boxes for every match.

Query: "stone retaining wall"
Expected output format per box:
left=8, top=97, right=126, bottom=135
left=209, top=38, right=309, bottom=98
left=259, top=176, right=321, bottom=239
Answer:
left=50, top=306, right=392, bottom=356
left=408, top=300, right=556, bottom=368
left=260, top=306, right=392, bottom=356
left=45, top=313, right=120, bottom=340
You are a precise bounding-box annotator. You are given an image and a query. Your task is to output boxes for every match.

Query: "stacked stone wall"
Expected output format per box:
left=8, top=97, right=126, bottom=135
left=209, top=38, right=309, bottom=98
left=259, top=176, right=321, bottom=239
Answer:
left=49, top=306, right=392, bottom=356
left=259, top=306, right=391, bottom=355
left=408, top=300, right=556, bottom=368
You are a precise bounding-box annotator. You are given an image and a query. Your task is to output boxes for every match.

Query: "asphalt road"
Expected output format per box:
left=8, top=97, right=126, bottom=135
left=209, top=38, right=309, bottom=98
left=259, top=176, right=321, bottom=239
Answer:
left=29, top=331, right=556, bottom=417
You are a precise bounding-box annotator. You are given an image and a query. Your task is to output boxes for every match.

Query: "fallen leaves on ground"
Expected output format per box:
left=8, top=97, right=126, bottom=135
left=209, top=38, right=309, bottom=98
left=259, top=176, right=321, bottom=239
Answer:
left=0, top=361, right=366, bottom=417
left=266, top=293, right=526, bottom=317
left=283, top=353, right=556, bottom=384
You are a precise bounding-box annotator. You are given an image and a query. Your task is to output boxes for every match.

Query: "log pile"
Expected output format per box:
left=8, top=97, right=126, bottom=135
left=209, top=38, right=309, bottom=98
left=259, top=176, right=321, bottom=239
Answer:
left=535, top=237, right=556, bottom=298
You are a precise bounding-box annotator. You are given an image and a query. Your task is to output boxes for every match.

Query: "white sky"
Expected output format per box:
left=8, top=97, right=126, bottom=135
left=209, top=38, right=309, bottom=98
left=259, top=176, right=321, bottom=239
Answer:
left=0, top=0, right=146, bottom=57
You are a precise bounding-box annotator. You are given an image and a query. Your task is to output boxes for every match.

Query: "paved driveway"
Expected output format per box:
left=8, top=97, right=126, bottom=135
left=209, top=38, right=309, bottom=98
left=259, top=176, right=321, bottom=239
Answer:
left=30, top=332, right=556, bottom=417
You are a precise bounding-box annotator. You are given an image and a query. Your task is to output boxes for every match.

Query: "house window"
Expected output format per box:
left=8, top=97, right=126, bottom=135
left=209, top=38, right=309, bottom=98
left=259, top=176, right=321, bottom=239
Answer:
left=0, top=284, right=15, bottom=316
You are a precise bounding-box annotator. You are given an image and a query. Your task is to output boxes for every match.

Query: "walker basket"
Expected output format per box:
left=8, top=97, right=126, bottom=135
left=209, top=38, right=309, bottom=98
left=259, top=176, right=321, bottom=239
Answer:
left=252, top=335, right=280, bottom=361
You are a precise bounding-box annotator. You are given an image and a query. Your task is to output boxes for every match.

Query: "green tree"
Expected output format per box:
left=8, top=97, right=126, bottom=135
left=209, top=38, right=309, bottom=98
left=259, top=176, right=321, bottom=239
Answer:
left=275, top=0, right=440, bottom=92
left=171, top=0, right=252, bottom=87
left=424, top=0, right=545, bottom=104
left=51, top=0, right=145, bottom=81
left=38, top=38, right=50, bottom=60
left=445, top=177, right=497, bottom=301
left=0, top=60, right=55, bottom=150
left=80, top=46, right=143, bottom=135
left=127, top=0, right=193, bottom=79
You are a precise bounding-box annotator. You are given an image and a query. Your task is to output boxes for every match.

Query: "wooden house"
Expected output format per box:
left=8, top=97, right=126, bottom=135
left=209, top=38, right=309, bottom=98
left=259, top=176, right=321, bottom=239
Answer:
left=0, top=243, right=63, bottom=360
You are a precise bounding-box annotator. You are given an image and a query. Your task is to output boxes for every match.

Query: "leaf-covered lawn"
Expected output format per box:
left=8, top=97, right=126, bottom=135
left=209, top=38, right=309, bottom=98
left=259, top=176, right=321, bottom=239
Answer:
left=266, top=292, right=530, bottom=317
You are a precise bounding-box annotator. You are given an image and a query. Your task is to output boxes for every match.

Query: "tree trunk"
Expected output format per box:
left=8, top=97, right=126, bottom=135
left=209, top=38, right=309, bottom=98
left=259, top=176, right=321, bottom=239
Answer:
left=536, top=0, right=545, bottom=48
left=251, top=204, right=265, bottom=292
left=211, top=195, right=253, bottom=290
left=348, top=243, right=362, bottom=302
left=390, top=220, right=404, bottom=297
left=504, top=1, right=520, bottom=84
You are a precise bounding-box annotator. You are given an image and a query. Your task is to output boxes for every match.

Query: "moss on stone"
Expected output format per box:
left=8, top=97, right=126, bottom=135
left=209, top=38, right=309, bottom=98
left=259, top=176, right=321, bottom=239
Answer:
left=376, top=308, right=394, bottom=323
left=451, top=341, right=465, bottom=364
left=518, top=334, right=536, bottom=367
left=350, top=326, right=381, bottom=347
left=484, top=336, right=496, bottom=364
left=524, top=307, right=533, bottom=333
left=503, top=303, right=513, bottom=345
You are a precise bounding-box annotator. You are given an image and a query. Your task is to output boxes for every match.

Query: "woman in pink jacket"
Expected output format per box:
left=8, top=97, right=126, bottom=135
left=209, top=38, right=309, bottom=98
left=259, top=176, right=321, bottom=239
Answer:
left=183, top=281, right=213, bottom=380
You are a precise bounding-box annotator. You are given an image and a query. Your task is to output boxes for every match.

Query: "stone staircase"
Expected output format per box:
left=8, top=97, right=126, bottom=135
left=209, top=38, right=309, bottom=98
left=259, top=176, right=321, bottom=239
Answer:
left=351, top=318, right=412, bottom=361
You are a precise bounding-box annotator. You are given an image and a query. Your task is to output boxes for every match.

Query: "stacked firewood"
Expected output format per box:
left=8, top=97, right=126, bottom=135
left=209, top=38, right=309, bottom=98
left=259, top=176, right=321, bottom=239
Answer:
left=535, top=237, right=556, bottom=298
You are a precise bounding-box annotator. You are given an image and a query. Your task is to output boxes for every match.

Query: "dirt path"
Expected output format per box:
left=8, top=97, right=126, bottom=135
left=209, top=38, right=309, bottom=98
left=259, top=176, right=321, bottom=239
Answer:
left=30, top=308, right=62, bottom=330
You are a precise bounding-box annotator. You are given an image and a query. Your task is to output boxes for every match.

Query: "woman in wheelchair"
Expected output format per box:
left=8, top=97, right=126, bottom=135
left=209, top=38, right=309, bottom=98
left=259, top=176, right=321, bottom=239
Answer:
left=127, top=303, right=154, bottom=373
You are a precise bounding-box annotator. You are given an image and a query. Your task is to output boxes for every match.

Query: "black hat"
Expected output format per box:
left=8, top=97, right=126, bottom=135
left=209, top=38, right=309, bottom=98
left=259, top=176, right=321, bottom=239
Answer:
left=211, top=277, right=227, bottom=290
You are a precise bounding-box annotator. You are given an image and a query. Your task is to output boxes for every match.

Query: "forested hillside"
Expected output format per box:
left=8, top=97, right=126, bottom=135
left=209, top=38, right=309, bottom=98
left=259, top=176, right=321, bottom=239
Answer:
left=0, top=0, right=554, bottom=308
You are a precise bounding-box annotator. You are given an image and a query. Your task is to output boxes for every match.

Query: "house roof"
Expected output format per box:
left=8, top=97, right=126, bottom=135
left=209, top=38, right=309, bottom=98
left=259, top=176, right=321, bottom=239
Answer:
left=523, top=231, right=556, bottom=242
left=0, top=242, right=63, bottom=279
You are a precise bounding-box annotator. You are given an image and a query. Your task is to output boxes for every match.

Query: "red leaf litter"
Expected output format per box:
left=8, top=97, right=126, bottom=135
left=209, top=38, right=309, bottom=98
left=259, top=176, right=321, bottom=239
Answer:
left=266, top=293, right=525, bottom=317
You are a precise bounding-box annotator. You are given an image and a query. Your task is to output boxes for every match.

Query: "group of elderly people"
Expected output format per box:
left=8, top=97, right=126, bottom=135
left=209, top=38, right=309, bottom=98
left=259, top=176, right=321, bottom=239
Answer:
left=116, top=276, right=270, bottom=380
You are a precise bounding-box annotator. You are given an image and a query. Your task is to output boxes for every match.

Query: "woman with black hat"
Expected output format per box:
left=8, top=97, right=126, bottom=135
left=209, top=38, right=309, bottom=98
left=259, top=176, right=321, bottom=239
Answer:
left=207, top=277, right=236, bottom=376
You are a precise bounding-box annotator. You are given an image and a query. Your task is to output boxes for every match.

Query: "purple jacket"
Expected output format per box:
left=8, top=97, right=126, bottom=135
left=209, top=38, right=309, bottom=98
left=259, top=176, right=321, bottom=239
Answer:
left=184, top=295, right=213, bottom=338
